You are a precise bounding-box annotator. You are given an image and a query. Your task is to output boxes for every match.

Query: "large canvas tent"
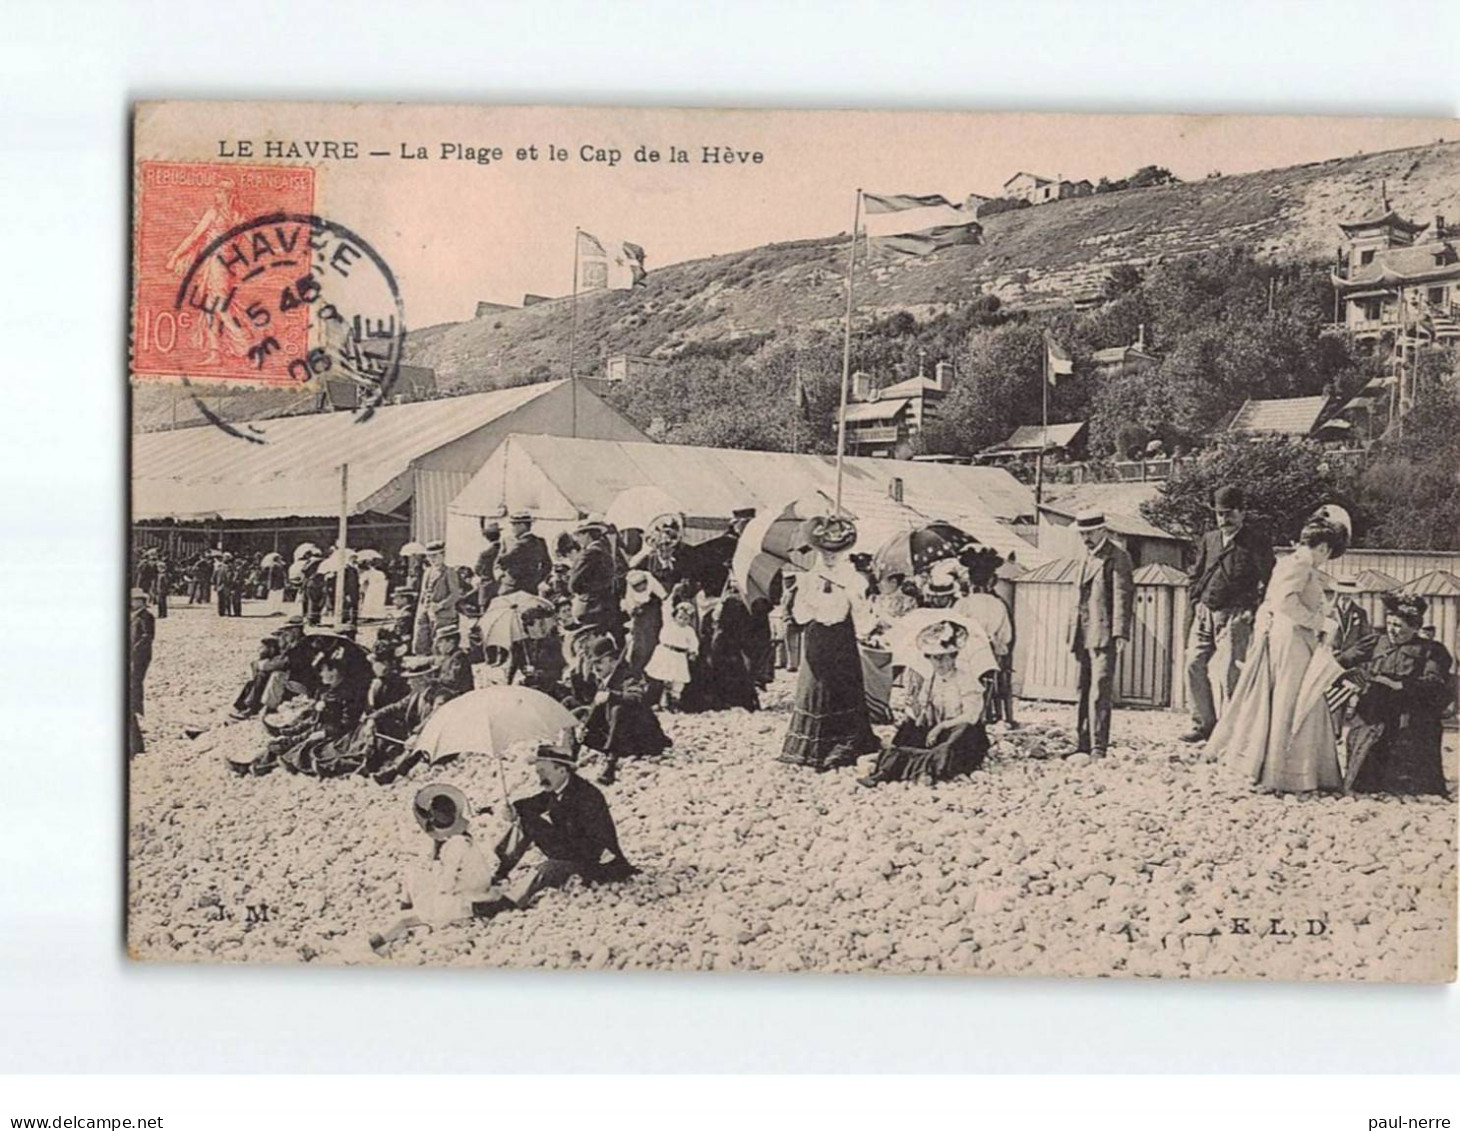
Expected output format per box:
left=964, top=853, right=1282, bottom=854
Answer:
left=132, top=380, right=649, bottom=557
left=445, top=433, right=1046, bottom=568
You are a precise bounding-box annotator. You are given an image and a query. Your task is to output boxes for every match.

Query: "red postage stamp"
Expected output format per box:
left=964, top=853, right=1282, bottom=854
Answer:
left=132, top=162, right=317, bottom=385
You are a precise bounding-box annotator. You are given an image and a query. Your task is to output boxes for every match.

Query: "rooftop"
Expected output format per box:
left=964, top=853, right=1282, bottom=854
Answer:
left=1228, top=396, right=1329, bottom=437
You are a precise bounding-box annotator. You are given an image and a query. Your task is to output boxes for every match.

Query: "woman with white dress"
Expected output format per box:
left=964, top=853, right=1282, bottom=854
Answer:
left=359, top=563, right=391, bottom=620
left=1207, top=505, right=1351, bottom=793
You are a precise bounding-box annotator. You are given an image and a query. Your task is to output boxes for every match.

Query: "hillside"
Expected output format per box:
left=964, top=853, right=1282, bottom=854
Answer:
left=404, top=140, right=1460, bottom=391
left=132, top=139, right=1460, bottom=428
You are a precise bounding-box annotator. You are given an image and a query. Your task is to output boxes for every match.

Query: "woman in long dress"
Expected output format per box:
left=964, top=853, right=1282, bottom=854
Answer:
left=1207, top=506, right=1350, bottom=793
left=779, top=516, right=880, bottom=771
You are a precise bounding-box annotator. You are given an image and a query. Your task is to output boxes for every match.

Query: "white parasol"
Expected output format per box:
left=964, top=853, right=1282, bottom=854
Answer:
left=605, top=485, right=683, bottom=533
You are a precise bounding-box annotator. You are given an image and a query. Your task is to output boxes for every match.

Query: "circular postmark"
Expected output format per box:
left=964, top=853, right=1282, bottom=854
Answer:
left=172, top=213, right=406, bottom=440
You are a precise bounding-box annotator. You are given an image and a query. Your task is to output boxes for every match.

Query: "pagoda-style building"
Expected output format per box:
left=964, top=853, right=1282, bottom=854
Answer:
left=1332, top=195, right=1460, bottom=346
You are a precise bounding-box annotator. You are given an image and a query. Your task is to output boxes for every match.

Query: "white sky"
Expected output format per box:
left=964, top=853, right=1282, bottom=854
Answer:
left=138, top=105, right=1457, bottom=328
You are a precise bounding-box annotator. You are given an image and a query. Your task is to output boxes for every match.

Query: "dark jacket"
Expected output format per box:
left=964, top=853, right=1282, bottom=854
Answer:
left=1330, top=598, right=1373, bottom=657
left=499, top=773, right=630, bottom=872
left=436, top=646, right=475, bottom=698
left=1188, top=524, right=1275, bottom=614
left=130, top=606, right=155, bottom=668
left=568, top=541, right=619, bottom=628
left=497, top=533, right=552, bottom=596
left=1067, top=538, right=1135, bottom=652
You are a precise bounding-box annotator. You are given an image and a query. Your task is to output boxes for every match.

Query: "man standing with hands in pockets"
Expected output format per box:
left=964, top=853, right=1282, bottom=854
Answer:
left=1182, top=486, right=1275, bottom=743
left=1068, top=510, right=1134, bottom=759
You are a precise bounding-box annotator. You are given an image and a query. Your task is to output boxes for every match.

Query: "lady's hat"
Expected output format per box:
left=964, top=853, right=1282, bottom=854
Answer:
left=1074, top=509, right=1106, bottom=532
left=916, top=620, right=969, bottom=656
left=413, top=783, right=471, bottom=840
left=1309, top=503, right=1353, bottom=540
left=803, top=514, right=858, bottom=553
left=1382, top=592, right=1428, bottom=624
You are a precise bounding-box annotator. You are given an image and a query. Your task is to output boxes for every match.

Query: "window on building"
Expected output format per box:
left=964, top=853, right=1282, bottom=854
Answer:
left=1360, top=250, right=1376, bottom=266
left=1429, top=286, right=1446, bottom=306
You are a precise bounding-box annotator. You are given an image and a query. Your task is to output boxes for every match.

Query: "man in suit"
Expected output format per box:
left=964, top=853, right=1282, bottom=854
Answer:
left=570, top=634, right=671, bottom=785
left=568, top=519, right=623, bottom=641
left=474, top=517, right=503, bottom=609
left=1066, top=510, right=1134, bottom=758
left=475, top=743, right=638, bottom=913
left=413, top=540, right=464, bottom=655
left=1329, top=576, right=1373, bottom=660
left=495, top=511, right=552, bottom=597
left=129, top=588, right=155, bottom=757
left=1182, top=485, right=1275, bottom=742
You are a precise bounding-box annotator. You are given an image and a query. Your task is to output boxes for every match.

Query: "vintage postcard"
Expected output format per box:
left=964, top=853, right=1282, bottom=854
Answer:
left=129, top=102, right=1458, bottom=979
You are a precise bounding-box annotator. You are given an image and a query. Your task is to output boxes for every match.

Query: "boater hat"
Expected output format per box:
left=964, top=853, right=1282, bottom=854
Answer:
left=424, top=540, right=446, bottom=554
left=510, top=510, right=533, bottom=523
left=413, top=783, right=470, bottom=841
left=532, top=742, right=579, bottom=769
left=1333, top=576, right=1359, bottom=593
left=1074, top=509, right=1106, bottom=532
left=129, top=588, right=148, bottom=601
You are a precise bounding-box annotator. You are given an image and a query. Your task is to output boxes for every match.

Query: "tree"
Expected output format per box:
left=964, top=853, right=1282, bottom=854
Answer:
left=1141, top=436, right=1355, bottom=544
left=1102, top=263, right=1144, bottom=302
left=1354, top=367, right=1460, bottom=549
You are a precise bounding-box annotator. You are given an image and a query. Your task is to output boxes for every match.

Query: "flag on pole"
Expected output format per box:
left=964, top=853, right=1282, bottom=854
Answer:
left=1044, top=331, right=1074, bottom=384
left=878, top=223, right=983, bottom=257
left=864, top=191, right=981, bottom=256
left=578, top=231, right=648, bottom=290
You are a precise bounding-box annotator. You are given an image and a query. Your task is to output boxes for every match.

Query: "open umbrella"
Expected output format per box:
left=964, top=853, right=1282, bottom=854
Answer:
left=261, top=551, right=285, bottom=567
left=605, top=485, right=683, bottom=533
left=411, top=685, right=578, bottom=765
left=292, top=541, right=322, bottom=562
left=400, top=541, right=428, bottom=557
left=731, top=494, right=829, bottom=604
left=315, top=548, right=354, bottom=574
left=478, top=591, right=554, bottom=656
left=872, top=521, right=973, bottom=581
left=885, top=608, right=997, bottom=680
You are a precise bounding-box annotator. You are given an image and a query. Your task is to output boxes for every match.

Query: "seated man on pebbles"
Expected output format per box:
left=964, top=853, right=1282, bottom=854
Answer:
left=567, top=634, right=671, bottom=786
left=859, top=621, right=992, bottom=788
left=473, top=742, right=638, bottom=916
left=370, top=783, right=499, bottom=954
left=230, top=616, right=309, bottom=720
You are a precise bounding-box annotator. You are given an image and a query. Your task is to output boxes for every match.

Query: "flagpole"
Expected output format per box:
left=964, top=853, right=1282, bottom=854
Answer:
left=569, top=227, right=580, bottom=438
left=1035, top=336, right=1048, bottom=512
left=834, top=188, right=862, bottom=517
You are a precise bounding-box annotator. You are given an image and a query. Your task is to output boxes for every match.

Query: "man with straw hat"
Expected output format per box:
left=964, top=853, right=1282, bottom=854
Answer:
left=1066, top=510, right=1134, bottom=759
left=474, top=742, right=638, bottom=915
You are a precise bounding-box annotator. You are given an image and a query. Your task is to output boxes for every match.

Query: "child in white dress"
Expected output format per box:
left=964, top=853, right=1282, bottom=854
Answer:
left=646, top=600, right=700, bottom=709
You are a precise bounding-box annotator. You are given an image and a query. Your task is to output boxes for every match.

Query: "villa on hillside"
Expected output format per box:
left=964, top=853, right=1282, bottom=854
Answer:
left=1332, top=202, right=1460, bottom=347
left=839, top=360, right=954, bottom=459
left=1002, top=171, right=1094, bottom=206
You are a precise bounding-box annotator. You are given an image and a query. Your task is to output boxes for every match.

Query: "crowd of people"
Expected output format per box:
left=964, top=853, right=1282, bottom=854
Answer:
left=128, top=487, right=1454, bottom=949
